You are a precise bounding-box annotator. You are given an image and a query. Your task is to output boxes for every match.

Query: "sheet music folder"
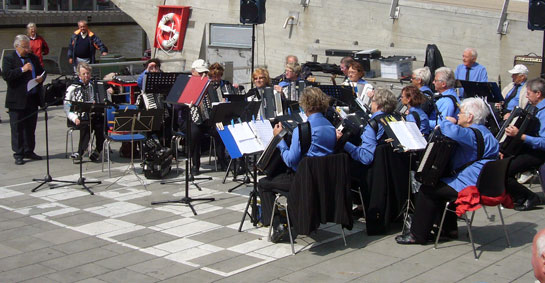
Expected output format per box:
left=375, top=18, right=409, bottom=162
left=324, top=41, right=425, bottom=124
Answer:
left=459, top=81, right=503, bottom=103
left=216, top=120, right=274, bottom=159
left=165, top=74, right=210, bottom=106
left=382, top=119, right=428, bottom=152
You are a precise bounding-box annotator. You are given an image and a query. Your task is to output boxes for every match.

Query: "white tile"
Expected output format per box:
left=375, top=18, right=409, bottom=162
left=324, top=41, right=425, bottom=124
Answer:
left=228, top=239, right=274, bottom=254
left=0, top=188, right=24, bottom=199
left=84, top=201, right=148, bottom=217
left=253, top=242, right=305, bottom=258
left=139, top=246, right=170, bottom=257
left=99, top=225, right=146, bottom=238
left=162, top=221, right=221, bottom=237
left=227, top=222, right=269, bottom=237
left=98, top=187, right=152, bottom=201
left=154, top=238, right=204, bottom=253
left=150, top=217, right=197, bottom=230
left=42, top=207, right=80, bottom=217
left=165, top=247, right=215, bottom=262
left=74, top=219, right=136, bottom=236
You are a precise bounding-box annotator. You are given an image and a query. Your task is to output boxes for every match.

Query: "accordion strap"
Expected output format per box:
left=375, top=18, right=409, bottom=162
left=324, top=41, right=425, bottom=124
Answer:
left=298, top=121, right=312, bottom=156
left=453, top=127, right=484, bottom=175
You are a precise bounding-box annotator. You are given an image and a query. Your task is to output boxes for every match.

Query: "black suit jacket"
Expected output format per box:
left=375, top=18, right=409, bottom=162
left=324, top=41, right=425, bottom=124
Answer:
left=2, top=51, right=44, bottom=110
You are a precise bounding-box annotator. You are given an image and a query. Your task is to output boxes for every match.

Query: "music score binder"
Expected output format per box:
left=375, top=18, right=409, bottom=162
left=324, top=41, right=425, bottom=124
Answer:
left=166, top=74, right=210, bottom=105
left=382, top=119, right=428, bottom=151
left=216, top=120, right=274, bottom=159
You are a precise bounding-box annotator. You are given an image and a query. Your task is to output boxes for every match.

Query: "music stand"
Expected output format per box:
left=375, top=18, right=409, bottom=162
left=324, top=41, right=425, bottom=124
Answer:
left=105, top=108, right=163, bottom=189
left=144, top=72, right=190, bottom=95
left=238, top=154, right=260, bottom=231
left=460, top=81, right=504, bottom=130
left=222, top=94, right=246, bottom=102
left=153, top=74, right=215, bottom=215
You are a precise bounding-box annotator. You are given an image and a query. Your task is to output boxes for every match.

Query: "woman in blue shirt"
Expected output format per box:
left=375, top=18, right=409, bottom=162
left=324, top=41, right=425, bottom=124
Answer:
left=258, top=87, right=336, bottom=242
left=396, top=97, right=499, bottom=244
left=401, top=85, right=431, bottom=136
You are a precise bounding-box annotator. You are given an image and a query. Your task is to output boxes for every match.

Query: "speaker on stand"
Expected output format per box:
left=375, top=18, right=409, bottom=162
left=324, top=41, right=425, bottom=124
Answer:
left=528, top=0, right=545, bottom=77
left=240, top=0, right=266, bottom=88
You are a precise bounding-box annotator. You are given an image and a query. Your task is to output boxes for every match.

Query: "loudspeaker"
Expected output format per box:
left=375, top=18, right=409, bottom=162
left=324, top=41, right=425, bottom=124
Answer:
left=528, top=0, right=545, bottom=30
left=240, top=0, right=266, bottom=24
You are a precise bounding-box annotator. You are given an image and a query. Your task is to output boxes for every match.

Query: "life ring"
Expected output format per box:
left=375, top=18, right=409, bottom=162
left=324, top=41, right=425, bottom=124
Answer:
left=156, top=12, right=181, bottom=49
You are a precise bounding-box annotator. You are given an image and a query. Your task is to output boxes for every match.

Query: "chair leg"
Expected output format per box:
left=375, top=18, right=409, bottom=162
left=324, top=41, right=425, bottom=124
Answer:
left=482, top=206, right=491, bottom=221
left=283, top=198, right=295, bottom=255
left=107, top=141, right=112, bottom=178
left=497, top=205, right=511, bottom=248
left=462, top=213, right=478, bottom=260
left=340, top=226, right=347, bottom=246
left=101, top=139, right=107, bottom=172
left=268, top=195, right=279, bottom=242
left=434, top=202, right=449, bottom=249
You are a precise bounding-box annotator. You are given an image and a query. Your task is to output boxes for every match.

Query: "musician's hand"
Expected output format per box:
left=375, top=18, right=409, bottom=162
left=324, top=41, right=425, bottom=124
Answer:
left=445, top=116, right=457, bottom=124
left=336, top=129, right=343, bottom=141
left=499, top=152, right=504, bottom=160
left=367, top=90, right=375, bottom=99
left=22, top=63, right=33, bottom=72
left=74, top=118, right=80, bottom=126
left=107, top=87, right=114, bottom=95
left=36, top=76, right=44, bottom=84
left=503, top=112, right=511, bottom=120
left=273, top=123, right=283, bottom=136
left=495, top=102, right=503, bottom=110
left=68, top=58, right=73, bottom=65
left=274, top=85, right=283, bottom=93
left=146, top=62, right=159, bottom=72
left=505, top=125, right=519, bottom=137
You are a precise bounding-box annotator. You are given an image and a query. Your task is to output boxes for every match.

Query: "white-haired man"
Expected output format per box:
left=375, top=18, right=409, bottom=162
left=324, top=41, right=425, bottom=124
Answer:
left=533, top=228, right=545, bottom=283
left=411, top=67, right=433, bottom=97
left=396, top=97, right=499, bottom=244
left=429, top=67, right=460, bottom=128
left=498, top=64, right=529, bottom=120
left=455, top=48, right=488, bottom=98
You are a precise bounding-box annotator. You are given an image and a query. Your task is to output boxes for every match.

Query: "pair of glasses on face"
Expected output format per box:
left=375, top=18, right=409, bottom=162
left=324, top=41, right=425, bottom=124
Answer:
left=254, top=76, right=265, bottom=80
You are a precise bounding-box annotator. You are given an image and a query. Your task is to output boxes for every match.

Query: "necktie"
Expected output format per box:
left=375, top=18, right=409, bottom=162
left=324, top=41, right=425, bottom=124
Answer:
left=465, top=66, right=471, bottom=81
left=504, top=84, right=520, bottom=106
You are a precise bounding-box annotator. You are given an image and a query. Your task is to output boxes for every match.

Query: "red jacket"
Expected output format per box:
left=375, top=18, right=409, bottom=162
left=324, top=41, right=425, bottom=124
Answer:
left=29, top=34, right=49, bottom=66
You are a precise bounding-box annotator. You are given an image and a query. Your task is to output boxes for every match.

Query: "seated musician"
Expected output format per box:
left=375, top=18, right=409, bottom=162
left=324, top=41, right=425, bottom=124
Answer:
left=208, top=62, right=239, bottom=101
left=346, top=61, right=370, bottom=96
left=176, top=59, right=227, bottom=175
left=503, top=77, right=545, bottom=211
left=137, top=58, right=161, bottom=89
left=258, top=87, right=336, bottom=242
left=245, top=68, right=271, bottom=102
left=274, top=55, right=312, bottom=81
left=495, top=64, right=529, bottom=120
left=64, top=62, right=110, bottom=161
left=429, top=67, right=460, bottom=128
left=339, top=56, right=354, bottom=86
left=274, top=62, right=302, bottom=101
left=396, top=97, right=499, bottom=244
left=401, top=85, right=431, bottom=136
left=337, top=88, right=398, bottom=219
left=411, top=67, right=433, bottom=97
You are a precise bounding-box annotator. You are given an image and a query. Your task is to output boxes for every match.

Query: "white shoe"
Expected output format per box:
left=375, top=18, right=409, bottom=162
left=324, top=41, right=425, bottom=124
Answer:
left=70, top=152, right=80, bottom=159
left=517, top=171, right=534, bottom=184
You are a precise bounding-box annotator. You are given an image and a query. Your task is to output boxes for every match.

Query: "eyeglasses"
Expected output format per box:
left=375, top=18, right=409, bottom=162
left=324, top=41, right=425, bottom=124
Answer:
left=253, top=76, right=266, bottom=80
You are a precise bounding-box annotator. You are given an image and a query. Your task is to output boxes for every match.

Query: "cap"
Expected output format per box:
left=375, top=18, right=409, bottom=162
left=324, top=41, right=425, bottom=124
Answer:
left=191, top=59, right=209, bottom=73
left=508, top=64, right=529, bottom=75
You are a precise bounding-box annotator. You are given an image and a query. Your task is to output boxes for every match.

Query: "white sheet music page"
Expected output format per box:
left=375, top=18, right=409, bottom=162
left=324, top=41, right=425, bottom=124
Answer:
left=249, top=119, right=274, bottom=148
left=388, top=121, right=427, bottom=151
left=228, top=122, right=264, bottom=154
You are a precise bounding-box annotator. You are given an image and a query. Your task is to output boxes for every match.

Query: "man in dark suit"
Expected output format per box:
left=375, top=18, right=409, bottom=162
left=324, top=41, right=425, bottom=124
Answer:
left=2, top=35, right=45, bottom=165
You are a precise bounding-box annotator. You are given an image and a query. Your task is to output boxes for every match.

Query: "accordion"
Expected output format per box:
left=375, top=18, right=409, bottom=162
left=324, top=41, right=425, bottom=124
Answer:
left=415, top=132, right=457, bottom=187
left=256, top=129, right=289, bottom=178
left=496, top=106, right=538, bottom=156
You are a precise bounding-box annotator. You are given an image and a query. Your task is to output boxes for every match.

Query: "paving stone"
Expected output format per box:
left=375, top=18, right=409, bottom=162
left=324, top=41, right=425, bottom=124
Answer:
left=126, top=257, right=196, bottom=280
left=0, top=247, right=66, bottom=272
left=34, top=227, right=90, bottom=245
left=51, top=236, right=111, bottom=254
left=0, top=243, right=23, bottom=259
left=0, top=263, right=56, bottom=282
left=45, top=263, right=112, bottom=283
left=121, top=230, right=179, bottom=248
left=160, top=268, right=223, bottom=283
left=52, top=211, right=108, bottom=227
left=115, top=209, right=177, bottom=225
left=94, top=250, right=157, bottom=270
left=41, top=248, right=118, bottom=271
left=96, top=268, right=159, bottom=283
left=2, top=235, right=53, bottom=253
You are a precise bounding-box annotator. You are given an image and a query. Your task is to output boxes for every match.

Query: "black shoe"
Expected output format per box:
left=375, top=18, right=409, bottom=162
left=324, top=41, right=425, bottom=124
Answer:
left=514, top=194, right=540, bottom=211
left=352, top=208, right=364, bottom=220
left=14, top=158, right=25, bottom=165
left=89, top=150, right=100, bottom=162
left=271, top=223, right=288, bottom=243
left=191, top=166, right=200, bottom=176
left=395, top=233, right=420, bottom=245
left=24, top=152, right=42, bottom=160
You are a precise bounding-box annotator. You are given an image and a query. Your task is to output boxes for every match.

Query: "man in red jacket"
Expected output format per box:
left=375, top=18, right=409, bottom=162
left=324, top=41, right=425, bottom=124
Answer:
left=26, top=22, right=49, bottom=67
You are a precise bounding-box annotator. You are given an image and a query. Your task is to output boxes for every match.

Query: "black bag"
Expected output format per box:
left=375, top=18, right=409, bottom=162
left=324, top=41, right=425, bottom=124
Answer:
left=141, top=138, right=173, bottom=179
left=44, top=75, right=73, bottom=106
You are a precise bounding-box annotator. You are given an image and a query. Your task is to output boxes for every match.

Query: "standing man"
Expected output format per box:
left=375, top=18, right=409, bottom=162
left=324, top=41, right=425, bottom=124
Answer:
left=455, top=47, right=488, bottom=98
left=67, top=20, right=108, bottom=69
left=2, top=35, right=45, bottom=165
left=26, top=22, right=49, bottom=67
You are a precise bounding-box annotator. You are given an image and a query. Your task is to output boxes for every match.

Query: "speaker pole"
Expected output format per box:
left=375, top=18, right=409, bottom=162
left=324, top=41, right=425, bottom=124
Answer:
left=542, top=31, right=545, bottom=78
left=251, top=24, right=256, bottom=88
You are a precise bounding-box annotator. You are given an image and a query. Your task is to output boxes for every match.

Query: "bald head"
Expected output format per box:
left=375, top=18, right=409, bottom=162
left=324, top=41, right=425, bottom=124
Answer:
left=533, top=229, right=545, bottom=282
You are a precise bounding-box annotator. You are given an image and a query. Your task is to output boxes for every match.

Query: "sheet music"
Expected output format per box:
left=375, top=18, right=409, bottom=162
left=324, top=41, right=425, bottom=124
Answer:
left=388, top=121, right=428, bottom=151
left=249, top=119, right=274, bottom=148
left=27, top=71, right=46, bottom=91
left=228, top=122, right=264, bottom=154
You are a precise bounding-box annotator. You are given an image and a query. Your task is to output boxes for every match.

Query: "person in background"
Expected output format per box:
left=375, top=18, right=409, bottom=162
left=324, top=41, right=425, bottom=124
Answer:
left=338, top=56, right=355, bottom=86
left=429, top=67, right=460, bottom=128
left=274, top=55, right=312, bottom=81
left=2, top=35, right=45, bottom=165
left=411, top=67, right=433, bottom=97
left=274, top=62, right=302, bottom=101
left=455, top=47, right=488, bottom=98
left=137, top=58, right=161, bottom=89
left=496, top=64, right=529, bottom=120
left=67, top=20, right=108, bottom=70
left=26, top=22, right=49, bottom=67
left=400, top=85, right=431, bottom=136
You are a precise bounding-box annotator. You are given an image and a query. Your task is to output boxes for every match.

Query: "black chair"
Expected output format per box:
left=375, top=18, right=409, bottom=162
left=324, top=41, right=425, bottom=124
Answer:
left=434, top=157, right=513, bottom=259
left=267, top=153, right=353, bottom=255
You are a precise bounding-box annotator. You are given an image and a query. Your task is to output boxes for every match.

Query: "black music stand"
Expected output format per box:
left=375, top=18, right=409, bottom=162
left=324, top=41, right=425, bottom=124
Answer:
left=460, top=80, right=504, bottom=130
left=32, top=100, right=95, bottom=193
left=144, top=72, right=190, bottom=95
left=105, top=108, right=162, bottom=189
left=238, top=154, right=260, bottom=231
left=153, top=74, right=215, bottom=215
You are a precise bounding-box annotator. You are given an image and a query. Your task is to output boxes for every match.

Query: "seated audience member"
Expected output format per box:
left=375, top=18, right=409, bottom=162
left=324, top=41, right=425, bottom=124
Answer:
left=274, top=62, right=302, bottom=101
left=401, top=85, right=431, bottom=136
left=258, top=87, right=336, bottom=242
left=337, top=88, right=398, bottom=218
left=496, top=64, right=529, bottom=120
left=395, top=98, right=499, bottom=244
left=64, top=62, right=110, bottom=161
left=137, top=58, right=161, bottom=89
left=503, top=78, right=545, bottom=211
left=411, top=67, right=433, bottom=97
left=429, top=67, right=460, bottom=128
left=533, top=228, right=545, bottom=283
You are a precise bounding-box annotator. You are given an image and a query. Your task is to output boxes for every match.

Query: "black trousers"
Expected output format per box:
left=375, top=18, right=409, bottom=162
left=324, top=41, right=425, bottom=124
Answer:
left=410, top=182, right=459, bottom=244
left=257, top=172, right=294, bottom=226
left=77, top=115, right=105, bottom=155
left=182, top=120, right=226, bottom=169
left=505, top=148, right=545, bottom=201
left=8, top=107, right=38, bottom=159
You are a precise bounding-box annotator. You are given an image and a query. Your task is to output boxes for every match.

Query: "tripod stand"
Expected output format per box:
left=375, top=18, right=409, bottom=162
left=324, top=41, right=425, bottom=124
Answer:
left=238, top=156, right=259, bottom=231
left=32, top=105, right=98, bottom=194
left=224, top=156, right=252, bottom=193
left=153, top=106, right=214, bottom=215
